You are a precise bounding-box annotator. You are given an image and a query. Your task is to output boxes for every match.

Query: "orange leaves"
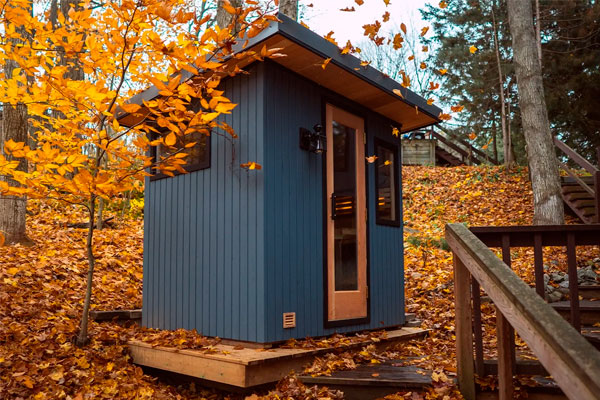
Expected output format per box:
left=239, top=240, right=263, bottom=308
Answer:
left=365, top=155, right=378, bottom=163
left=321, top=58, right=332, bottom=69
left=439, top=68, right=448, bottom=75
left=401, top=23, right=407, bottom=35
left=439, top=0, right=448, bottom=8
left=450, top=104, right=464, bottom=112
left=240, top=161, right=262, bottom=170
left=469, top=132, right=477, bottom=140
left=355, top=0, right=365, bottom=5
left=362, top=21, right=382, bottom=40
left=420, top=26, right=430, bottom=36
left=400, top=72, right=411, bottom=88
left=427, top=98, right=435, bottom=105
left=438, top=112, right=452, bottom=121
left=393, top=88, right=404, bottom=98
left=470, top=45, right=478, bottom=54
left=164, top=132, right=177, bottom=147
left=0, top=233, right=4, bottom=247
left=323, top=31, right=338, bottom=46
left=429, top=81, right=440, bottom=90
left=392, top=34, right=404, bottom=50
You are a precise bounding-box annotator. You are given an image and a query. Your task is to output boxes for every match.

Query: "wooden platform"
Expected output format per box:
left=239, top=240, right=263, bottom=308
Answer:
left=298, top=360, right=432, bottom=400
left=128, top=327, right=428, bottom=388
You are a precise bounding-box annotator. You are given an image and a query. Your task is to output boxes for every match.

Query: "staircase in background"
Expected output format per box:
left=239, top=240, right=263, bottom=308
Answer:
left=554, top=137, right=600, bottom=224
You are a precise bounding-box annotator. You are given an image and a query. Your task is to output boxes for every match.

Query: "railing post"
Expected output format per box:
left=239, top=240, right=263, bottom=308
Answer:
left=497, top=308, right=515, bottom=400
left=595, top=147, right=600, bottom=223
left=454, top=254, right=476, bottom=400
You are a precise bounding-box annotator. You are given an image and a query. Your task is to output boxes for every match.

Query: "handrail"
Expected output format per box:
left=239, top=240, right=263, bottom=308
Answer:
left=430, top=130, right=470, bottom=159
left=554, top=137, right=598, bottom=175
left=553, top=137, right=600, bottom=223
left=446, top=223, right=600, bottom=400
left=433, top=127, right=500, bottom=165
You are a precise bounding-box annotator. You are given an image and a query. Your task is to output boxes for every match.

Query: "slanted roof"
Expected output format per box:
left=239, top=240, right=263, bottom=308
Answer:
left=118, top=13, right=441, bottom=132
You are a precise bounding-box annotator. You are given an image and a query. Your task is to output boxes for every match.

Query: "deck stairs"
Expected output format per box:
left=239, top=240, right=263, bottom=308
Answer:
left=554, top=137, right=599, bottom=224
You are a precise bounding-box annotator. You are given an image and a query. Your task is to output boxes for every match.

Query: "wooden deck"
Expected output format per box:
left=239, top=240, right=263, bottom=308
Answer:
left=128, top=327, right=428, bottom=388
left=298, top=360, right=432, bottom=400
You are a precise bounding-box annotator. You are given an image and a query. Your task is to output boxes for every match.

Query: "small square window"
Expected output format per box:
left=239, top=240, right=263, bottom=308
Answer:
left=152, top=130, right=210, bottom=180
left=375, top=138, right=400, bottom=226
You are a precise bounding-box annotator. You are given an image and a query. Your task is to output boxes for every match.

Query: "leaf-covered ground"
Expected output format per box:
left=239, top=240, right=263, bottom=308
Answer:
left=0, top=166, right=589, bottom=399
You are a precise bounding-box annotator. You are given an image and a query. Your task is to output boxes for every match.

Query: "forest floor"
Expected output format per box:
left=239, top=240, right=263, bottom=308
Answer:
left=0, top=165, right=590, bottom=399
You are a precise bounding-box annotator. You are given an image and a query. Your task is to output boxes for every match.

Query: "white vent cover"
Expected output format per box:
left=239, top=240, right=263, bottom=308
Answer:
left=283, top=312, right=296, bottom=329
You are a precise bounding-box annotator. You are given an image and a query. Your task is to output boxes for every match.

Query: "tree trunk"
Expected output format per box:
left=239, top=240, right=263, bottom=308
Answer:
left=506, top=0, right=564, bottom=225
left=279, top=0, right=298, bottom=20
left=491, top=1, right=513, bottom=168
left=76, top=195, right=96, bottom=346
left=0, top=2, right=32, bottom=246
left=534, top=0, right=542, bottom=66
left=492, top=119, right=499, bottom=164
left=216, top=0, right=243, bottom=31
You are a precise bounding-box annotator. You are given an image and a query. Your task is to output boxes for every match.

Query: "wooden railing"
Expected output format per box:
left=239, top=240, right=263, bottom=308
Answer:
left=554, top=137, right=600, bottom=223
left=430, top=128, right=500, bottom=166
left=446, top=223, right=600, bottom=400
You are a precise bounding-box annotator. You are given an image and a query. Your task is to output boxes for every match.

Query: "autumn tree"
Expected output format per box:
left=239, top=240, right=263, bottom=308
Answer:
left=0, top=0, right=279, bottom=345
left=506, top=0, right=564, bottom=224
left=0, top=0, right=32, bottom=245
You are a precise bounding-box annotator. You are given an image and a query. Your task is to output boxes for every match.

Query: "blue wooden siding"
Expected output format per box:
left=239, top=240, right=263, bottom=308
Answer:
left=143, top=60, right=405, bottom=343
left=142, top=63, right=267, bottom=342
left=262, top=61, right=405, bottom=342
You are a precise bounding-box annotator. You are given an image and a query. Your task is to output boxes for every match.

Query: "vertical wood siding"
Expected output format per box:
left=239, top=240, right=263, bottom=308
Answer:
left=143, top=60, right=405, bottom=344
left=142, top=64, right=267, bottom=342
left=263, top=61, right=405, bottom=342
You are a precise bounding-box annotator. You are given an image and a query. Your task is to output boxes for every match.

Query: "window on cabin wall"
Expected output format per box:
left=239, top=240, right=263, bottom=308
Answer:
left=152, top=129, right=211, bottom=178
left=375, top=139, right=400, bottom=226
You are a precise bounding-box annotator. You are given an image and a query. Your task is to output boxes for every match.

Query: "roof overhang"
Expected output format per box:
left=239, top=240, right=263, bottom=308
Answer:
left=118, top=13, right=442, bottom=132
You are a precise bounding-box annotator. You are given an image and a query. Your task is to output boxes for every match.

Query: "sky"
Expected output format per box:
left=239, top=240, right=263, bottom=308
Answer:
left=299, top=0, right=434, bottom=44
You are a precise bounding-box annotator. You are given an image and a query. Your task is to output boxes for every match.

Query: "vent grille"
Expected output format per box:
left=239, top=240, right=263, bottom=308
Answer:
left=283, top=312, right=296, bottom=329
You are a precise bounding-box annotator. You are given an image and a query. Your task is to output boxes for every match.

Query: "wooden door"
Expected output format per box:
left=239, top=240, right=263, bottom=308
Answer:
left=326, top=104, right=368, bottom=322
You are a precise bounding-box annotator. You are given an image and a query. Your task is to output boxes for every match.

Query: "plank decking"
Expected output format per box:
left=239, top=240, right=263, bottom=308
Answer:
left=128, top=327, right=428, bottom=388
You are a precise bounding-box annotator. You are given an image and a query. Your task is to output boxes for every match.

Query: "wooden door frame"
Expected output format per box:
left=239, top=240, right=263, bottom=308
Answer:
left=322, top=101, right=371, bottom=328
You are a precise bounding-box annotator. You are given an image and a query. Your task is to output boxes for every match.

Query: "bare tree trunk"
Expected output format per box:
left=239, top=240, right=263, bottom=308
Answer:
left=507, top=0, right=564, bottom=225
left=216, top=0, right=243, bottom=30
left=76, top=195, right=96, bottom=346
left=491, top=1, right=513, bottom=167
left=279, top=0, right=298, bottom=20
left=0, top=2, right=32, bottom=246
left=534, top=0, right=542, bottom=66
left=492, top=119, right=499, bottom=164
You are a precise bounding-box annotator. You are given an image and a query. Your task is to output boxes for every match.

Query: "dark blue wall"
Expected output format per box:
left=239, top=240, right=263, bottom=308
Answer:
left=142, top=60, right=405, bottom=343
left=262, top=61, right=404, bottom=342
left=143, top=63, right=267, bottom=342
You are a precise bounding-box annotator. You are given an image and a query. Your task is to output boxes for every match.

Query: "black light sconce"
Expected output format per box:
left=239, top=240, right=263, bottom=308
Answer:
left=299, top=124, right=326, bottom=154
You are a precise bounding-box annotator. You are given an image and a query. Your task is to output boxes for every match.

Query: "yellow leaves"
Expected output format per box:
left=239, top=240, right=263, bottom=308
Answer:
left=75, top=357, right=90, bottom=369
left=215, top=102, right=237, bottom=114
left=0, top=233, right=4, bottom=247
left=392, top=88, right=403, bottom=98
left=240, top=161, right=262, bottom=170
left=120, top=103, right=141, bottom=114
left=321, top=58, right=332, bottom=70
left=4, top=139, right=25, bottom=153
left=427, top=98, right=435, bottom=105
left=420, top=27, right=429, bottom=36
left=392, top=127, right=400, bottom=137
left=439, top=68, right=448, bottom=75
left=164, top=132, right=177, bottom=147
left=49, top=370, right=64, bottom=381
left=7, top=267, right=19, bottom=275
left=470, top=45, right=478, bottom=54
left=370, top=359, right=381, bottom=364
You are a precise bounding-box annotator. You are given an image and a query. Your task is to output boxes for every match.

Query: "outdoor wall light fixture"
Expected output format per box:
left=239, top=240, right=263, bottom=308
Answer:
left=299, top=124, right=326, bottom=154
